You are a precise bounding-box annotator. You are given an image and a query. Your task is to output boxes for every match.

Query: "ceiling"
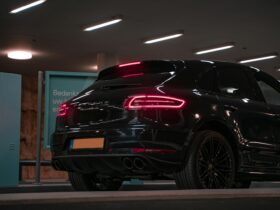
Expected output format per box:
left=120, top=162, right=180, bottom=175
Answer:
left=0, top=0, right=280, bottom=78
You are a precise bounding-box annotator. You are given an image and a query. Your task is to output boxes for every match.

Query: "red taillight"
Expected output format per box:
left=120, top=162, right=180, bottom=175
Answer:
left=124, top=95, right=186, bottom=110
left=118, top=61, right=141, bottom=68
left=58, top=103, right=69, bottom=116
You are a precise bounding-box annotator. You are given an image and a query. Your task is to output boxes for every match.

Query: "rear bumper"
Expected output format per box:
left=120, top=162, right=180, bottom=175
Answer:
left=51, top=127, right=187, bottom=176
left=52, top=153, right=181, bottom=178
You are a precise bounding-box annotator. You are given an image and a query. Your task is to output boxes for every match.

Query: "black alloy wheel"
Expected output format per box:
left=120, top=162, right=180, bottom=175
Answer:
left=175, top=130, right=236, bottom=189
left=196, top=134, right=235, bottom=188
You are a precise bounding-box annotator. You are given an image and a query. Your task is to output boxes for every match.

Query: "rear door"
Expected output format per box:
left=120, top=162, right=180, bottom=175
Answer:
left=215, top=64, right=277, bottom=171
left=251, top=70, right=280, bottom=169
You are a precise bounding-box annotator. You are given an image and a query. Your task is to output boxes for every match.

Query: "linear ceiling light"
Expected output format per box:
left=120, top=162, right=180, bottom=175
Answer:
left=239, top=53, right=278, bottom=64
left=7, top=51, right=33, bottom=60
left=10, top=0, right=46, bottom=14
left=195, top=43, right=235, bottom=55
left=84, top=18, right=122, bottom=31
left=144, top=33, right=183, bottom=44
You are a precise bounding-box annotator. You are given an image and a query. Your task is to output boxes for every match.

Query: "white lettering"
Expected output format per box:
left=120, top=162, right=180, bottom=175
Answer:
left=52, top=89, right=79, bottom=97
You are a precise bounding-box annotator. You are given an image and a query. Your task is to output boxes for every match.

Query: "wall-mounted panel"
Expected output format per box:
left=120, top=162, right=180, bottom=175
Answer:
left=44, top=71, right=98, bottom=148
left=0, top=72, right=21, bottom=187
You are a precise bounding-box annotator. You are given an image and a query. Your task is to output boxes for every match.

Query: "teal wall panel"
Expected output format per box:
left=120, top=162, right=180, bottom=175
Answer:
left=44, top=71, right=98, bottom=148
left=0, top=72, right=21, bottom=187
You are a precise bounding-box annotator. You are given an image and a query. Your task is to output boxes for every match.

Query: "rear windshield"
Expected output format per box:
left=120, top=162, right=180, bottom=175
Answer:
left=97, top=61, right=177, bottom=80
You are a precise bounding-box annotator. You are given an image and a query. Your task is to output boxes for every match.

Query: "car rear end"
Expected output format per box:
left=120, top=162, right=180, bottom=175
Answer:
left=51, top=60, right=192, bottom=178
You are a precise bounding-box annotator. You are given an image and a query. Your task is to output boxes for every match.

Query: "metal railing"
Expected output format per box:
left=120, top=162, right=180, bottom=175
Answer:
left=19, top=160, right=51, bottom=181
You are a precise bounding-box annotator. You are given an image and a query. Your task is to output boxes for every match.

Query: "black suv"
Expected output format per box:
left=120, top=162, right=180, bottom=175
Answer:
left=51, top=60, right=280, bottom=190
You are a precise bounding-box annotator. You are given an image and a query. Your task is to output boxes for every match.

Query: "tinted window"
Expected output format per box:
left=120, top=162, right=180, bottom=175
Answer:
left=254, top=72, right=280, bottom=106
left=196, top=68, right=216, bottom=92
left=167, top=69, right=196, bottom=89
left=172, top=61, right=214, bottom=90
left=216, top=65, right=253, bottom=99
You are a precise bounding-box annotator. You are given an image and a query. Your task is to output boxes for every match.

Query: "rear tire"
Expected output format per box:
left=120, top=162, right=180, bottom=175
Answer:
left=97, top=179, right=123, bottom=191
left=175, top=130, right=236, bottom=189
left=69, top=172, right=98, bottom=191
left=69, top=172, right=123, bottom=191
left=234, top=180, right=251, bottom=188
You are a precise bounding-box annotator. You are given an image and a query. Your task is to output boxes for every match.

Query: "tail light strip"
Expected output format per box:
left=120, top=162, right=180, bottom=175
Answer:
left=124, top=95, right=186, bottom=109
left=58, top=103, right=69, bottom=116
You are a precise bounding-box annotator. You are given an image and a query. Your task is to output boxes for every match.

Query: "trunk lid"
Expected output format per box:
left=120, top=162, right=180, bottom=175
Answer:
left=56, top=61, right=182, bottom=130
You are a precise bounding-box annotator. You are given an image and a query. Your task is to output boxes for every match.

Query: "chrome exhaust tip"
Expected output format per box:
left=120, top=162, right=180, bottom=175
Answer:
left=133, top=158, right=145, bottom=170
left=122, top=158, right=133, bottom=170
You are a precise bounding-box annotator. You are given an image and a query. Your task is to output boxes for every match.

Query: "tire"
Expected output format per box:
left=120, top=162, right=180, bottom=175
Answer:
left=69, top=172, right=123, bottom=191
left=175, top=130, right=236, bottom=189
left=69, top=172, right=98, bottom=191
left=97, top=179, right=123, bottom=191
left=234, top=180, right=251, bottom=188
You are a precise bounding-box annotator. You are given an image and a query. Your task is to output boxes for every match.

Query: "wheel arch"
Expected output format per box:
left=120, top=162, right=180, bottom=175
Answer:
left=184, top=118, right=242, bottom=171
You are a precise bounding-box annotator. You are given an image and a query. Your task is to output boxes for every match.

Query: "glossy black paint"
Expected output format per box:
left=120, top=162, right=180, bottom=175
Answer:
left=51, top=60, right=280, bottom=181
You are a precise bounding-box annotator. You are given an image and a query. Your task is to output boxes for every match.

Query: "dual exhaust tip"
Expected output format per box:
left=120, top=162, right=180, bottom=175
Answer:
left=122, top=157, right=146, bottom=170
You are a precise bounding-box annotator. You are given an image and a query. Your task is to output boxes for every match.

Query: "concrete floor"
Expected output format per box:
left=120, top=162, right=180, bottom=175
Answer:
left=1, top=182, right=280, bottom=210
left=1, top=180, right=280, bottom=193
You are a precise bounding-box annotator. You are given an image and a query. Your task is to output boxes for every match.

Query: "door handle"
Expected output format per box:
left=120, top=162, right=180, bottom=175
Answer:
left=223, top=105, right=238, bottom=112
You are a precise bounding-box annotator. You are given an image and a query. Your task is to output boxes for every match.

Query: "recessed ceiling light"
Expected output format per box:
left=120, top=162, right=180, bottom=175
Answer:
left=144, top=33, right=184, bottom=44
left=195, top=43, right=235, bottom=55
left=92, top=65, right=98, bottom=70
left=238, top=53, right=278, bottom=64
left=10, top=0, right=47, bottom=14
left=84, top=18, right=122, bottom=32
left=7, top=51, right=33, bottom=60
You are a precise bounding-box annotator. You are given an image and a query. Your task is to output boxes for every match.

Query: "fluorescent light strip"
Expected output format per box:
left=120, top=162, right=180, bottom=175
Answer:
left=144, top=33, right=183, bottom=44
left=10, top=0, right=46, bottom=14
left=239, top=54, right=278, bottom=64
left=84, top=18, right=122, bottom=31
left=195, top=45, right=234, bottom=55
